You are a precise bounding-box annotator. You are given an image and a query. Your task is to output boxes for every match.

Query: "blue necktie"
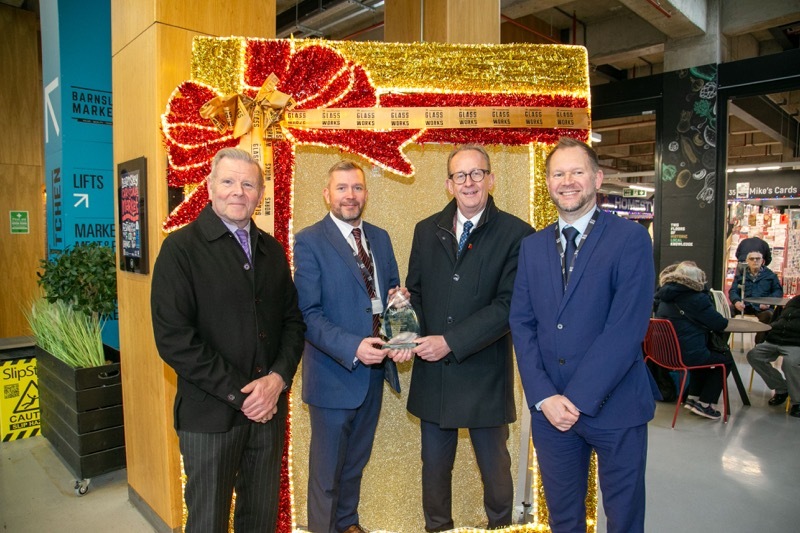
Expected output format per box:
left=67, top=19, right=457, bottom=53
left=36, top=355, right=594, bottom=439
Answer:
left=235, top=228, right=251, bottom=262
left=458, top=220, right=473, bottom=258
left=562, top=226, right=579, bottom=287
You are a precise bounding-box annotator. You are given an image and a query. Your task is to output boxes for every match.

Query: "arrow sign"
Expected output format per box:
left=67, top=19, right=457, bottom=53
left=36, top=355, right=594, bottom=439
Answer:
left=73, top=193, right=89, bottom=208
left=44, top=77, right=60, bottom=143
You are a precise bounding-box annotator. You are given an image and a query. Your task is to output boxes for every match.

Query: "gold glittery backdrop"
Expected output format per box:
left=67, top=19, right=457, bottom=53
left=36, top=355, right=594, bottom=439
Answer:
left=292, top=144, right=532, bottom=533
left=185, top=36, right=595, bottom=533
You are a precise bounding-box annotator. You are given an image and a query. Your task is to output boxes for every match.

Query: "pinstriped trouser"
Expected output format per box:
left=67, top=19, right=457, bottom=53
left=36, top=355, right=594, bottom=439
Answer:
left=179, top=419, right=283, bottom=533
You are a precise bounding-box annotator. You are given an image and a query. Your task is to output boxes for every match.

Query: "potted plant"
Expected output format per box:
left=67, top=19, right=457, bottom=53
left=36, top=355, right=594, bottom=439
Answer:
left=26, top=242, right=126, bottom=493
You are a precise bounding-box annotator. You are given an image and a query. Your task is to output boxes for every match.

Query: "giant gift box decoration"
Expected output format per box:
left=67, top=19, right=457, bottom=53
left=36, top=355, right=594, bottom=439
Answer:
left=162, top=37, right=591, bottom=532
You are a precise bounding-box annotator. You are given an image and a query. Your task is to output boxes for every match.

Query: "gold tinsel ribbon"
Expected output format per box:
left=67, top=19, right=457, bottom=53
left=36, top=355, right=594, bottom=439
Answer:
left=199, top=73, right=295, bottom=234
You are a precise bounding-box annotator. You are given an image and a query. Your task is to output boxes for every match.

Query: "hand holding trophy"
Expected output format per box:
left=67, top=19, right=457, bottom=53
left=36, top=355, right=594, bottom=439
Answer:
left=381, top=290, right=420, bottom=349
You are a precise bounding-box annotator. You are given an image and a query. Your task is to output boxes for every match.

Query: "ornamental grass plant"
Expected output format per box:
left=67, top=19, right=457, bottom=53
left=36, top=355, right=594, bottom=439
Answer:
left=26, top=299, right=107, bottom=367
left=26, top=242, right=117, bottom=368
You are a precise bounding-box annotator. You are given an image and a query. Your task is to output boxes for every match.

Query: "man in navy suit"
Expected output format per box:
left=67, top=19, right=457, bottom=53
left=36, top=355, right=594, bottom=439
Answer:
left=294, top=160, right=409, bottom=533
left=510, top=137, right=655, bottom=533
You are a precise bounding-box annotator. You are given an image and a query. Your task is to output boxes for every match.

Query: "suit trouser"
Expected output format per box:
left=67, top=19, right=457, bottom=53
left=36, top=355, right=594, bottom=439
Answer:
left=307, top=367, right=384, bottom=533
left=747, top=342, right=800, bottom=401
left=531, top=414, right=648, bottom=533
left=420, top=420, right=513, bottom=531
left=178, top=419, right=283, bottom=533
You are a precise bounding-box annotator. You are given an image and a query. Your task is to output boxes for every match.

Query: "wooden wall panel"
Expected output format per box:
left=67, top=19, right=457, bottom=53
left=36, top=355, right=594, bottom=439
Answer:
left=445, top=0, right=500, bottom=44
left=0, top=5, right=45, bottom=338
left=112, top=1, right=277, bottom=529
left=384, top=0, right=422, bottom=43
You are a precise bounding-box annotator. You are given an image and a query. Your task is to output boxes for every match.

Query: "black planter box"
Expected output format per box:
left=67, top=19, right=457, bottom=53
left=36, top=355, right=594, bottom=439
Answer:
left=35, top=346, right=126, bottom=479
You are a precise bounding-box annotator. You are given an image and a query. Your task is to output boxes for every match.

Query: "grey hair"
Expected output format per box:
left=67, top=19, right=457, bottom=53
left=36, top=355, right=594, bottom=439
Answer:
left=675, top=261, right=707, bottom=284
left=208, top=148, right=264, bottom=188
left=447, top=144, right=491, bottom=176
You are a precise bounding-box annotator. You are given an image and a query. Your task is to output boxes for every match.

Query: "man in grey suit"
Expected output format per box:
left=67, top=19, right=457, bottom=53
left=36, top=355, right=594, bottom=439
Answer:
left=151, top=148, right=306, bottom=532
left=406, top=145, right=534, bottom=531
left=294, top=160, right=410, bottom=533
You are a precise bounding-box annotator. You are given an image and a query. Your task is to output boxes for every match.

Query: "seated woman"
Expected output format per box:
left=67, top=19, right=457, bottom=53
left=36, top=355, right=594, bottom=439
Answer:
left=728, top=250, right=783, bottom=342
left=655, top=262, right=731, bottom=420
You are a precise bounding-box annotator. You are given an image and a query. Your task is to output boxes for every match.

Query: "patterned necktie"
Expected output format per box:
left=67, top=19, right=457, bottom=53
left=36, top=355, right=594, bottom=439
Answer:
left=562, top=226, right=579, bottom=288
left=352, top=228, right=381, bottom=337
left=235, top=228, right=251, bottom=262
left=457, top=220, right=473, bottom=258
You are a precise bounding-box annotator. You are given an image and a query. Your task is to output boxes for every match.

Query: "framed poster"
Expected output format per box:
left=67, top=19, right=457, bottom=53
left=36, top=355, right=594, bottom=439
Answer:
left=118, top=157, right=148, bottom=273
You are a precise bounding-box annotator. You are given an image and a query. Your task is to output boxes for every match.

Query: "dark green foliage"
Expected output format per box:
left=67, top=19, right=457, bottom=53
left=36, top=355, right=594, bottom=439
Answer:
left=37, top=243, right=117, bottom=319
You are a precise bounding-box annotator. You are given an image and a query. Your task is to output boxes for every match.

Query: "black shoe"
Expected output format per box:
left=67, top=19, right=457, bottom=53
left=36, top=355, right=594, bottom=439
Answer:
left=768, top=392, right=789, bottom=406
left=690, top=403, right=721, bottom=420
left=790, top=404, right=800, bottom=418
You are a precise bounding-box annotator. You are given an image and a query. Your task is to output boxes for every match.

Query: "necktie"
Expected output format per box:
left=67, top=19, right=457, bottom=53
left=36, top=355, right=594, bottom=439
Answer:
left=352, top=228, right=381, bottom=337
left=562, top=226, right=579, bottom=288
left=457, top=220, right=473, bottom=258
left=235, top=228, right=251, bottom=262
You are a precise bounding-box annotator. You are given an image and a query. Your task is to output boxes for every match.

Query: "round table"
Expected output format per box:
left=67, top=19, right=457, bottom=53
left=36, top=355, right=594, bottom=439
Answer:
left=744, top=296, right=792, bottom=307
left=725, top=318, right=771, bottom=333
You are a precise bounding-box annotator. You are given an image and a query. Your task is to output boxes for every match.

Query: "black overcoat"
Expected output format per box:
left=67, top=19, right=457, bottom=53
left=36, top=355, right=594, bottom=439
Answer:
left=406, top=196, right=534, bottom=428
left=151, top=204, right=306, bottom=432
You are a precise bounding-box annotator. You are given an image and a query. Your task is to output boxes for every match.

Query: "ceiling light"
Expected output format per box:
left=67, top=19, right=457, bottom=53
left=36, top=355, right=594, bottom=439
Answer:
left=756, top=166, right=781, bottom=171
left=734, top=167, right=757, bottom=173
left=590, top=131, right=602, bottom=143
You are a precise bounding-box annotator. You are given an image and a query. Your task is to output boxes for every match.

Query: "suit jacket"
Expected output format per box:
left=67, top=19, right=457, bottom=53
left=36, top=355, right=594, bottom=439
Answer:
left=294, top=215, right=401, bottom=410
left=406, top=196, right=534, bottom=428
left=151, top=204, right=306, bottom=433
left=510, top=210, right=656, bottom=429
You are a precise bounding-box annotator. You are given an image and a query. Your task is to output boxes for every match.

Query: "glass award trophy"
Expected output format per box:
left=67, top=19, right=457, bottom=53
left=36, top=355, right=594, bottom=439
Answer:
left=381, top=292, right=420, bottom=349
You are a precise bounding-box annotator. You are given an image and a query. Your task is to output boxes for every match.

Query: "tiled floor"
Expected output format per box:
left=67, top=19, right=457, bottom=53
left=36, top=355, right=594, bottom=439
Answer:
left=2, top=342, right=797, bottom=532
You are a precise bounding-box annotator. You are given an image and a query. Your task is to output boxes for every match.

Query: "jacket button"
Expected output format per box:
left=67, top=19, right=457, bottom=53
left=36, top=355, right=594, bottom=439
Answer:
left=559, top=358, right=566, bottom=365
left=244, top=263, right=251, bottom=271
left=444, top=359, right=451, bottom=365
left=255, top=298, right=262, bottom=304
left=557, top=324, right=564, bottom=329
left=366, top=307, right=371, bottom=313
left=255, top=366, right=263, bottom=373
left=258, top=331, right=266, bottom=339
left=227, top=394, right=235, bottom=401
left=453, top=274, right=460, bottom=281
left=446, top=316, right=453, bottom=324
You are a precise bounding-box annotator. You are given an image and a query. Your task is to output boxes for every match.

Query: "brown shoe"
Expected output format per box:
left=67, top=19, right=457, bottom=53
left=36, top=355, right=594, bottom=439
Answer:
left=340, top=525, right=369, bottom=533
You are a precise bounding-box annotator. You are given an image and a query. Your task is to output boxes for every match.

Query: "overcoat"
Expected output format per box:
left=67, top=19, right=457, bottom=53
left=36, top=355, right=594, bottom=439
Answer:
left=151, top=204, right=306, bottom=432
left=406, top=196, right=534, bottom=428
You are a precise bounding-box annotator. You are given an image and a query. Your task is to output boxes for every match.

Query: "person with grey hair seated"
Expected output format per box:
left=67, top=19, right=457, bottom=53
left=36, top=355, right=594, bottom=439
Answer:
left=654, top=261, right=732, bottom=420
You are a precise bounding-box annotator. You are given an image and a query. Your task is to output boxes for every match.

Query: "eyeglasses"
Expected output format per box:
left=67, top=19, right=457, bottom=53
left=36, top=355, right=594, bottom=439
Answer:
left=746, top=257, right=763, bottom=262
left=448, top=168, right=490, bottom=184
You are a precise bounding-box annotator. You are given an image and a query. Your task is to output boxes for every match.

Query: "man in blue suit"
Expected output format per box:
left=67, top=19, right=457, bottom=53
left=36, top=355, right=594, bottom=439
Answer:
left=510, top=137, right=655, bottom=533
left=294, top=160, right=409, bottom=533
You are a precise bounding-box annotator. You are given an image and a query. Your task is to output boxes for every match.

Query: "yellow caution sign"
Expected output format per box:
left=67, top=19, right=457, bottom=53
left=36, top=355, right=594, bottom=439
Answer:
left=1, top=357, right=40, bottom=441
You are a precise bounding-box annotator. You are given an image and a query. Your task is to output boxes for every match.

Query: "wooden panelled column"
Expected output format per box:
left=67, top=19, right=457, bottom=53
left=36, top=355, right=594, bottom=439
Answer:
left=111, top=2, right=275, bottom=530
left=0, top=6, right=44, bottom=338
left=385, top=0, right=500, bottom=44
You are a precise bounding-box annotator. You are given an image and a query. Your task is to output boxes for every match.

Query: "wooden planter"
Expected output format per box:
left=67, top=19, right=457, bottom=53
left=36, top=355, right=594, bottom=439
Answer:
left=35, top=345, right=126, bottom=479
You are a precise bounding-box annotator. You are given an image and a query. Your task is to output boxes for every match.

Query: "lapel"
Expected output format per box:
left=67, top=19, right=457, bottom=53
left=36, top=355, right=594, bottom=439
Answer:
left=362, top=224, right=387, bottom=305
left=322, top=216, right=369, bottom=297
left=558, top=211, right=607, bottom=313
left=545, top=223, right=565, bottom=304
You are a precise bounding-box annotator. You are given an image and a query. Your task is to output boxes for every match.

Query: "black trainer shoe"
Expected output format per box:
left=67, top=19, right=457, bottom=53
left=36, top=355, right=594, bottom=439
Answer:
left=790, top=404, right=800, bottom=418
left=690, top=403, right=721, bottom=420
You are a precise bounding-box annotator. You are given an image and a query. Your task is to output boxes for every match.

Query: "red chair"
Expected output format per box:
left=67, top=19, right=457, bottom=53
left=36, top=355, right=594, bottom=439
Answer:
left=643, top=318, right=729, bottom=427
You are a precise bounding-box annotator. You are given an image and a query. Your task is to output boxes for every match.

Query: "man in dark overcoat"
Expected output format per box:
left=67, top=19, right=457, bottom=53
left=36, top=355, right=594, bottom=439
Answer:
left=151, top=147, right=306, bottom=532
left=406, top=144, right=534, bottom=531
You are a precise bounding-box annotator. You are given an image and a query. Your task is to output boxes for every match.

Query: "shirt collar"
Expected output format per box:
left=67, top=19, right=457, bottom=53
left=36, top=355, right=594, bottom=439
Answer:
left=329, top=212, right=363, bottom=240
left=559, top=207, right=597, bottom=237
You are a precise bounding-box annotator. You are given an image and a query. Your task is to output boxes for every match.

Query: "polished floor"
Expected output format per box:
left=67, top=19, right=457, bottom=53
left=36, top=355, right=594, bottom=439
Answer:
left=2, top=339, right=797, bottom=532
